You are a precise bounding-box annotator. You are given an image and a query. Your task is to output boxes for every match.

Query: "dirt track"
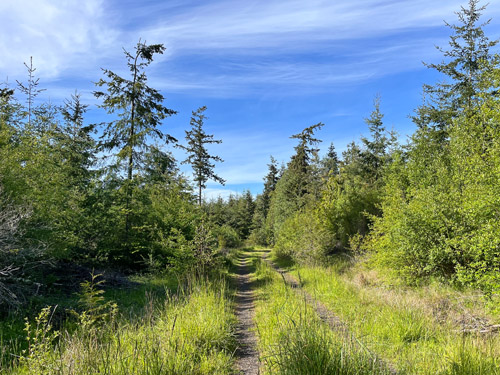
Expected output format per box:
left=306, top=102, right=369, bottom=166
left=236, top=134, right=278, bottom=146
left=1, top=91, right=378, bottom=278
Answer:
left=234, top=254, right=260, bottom=375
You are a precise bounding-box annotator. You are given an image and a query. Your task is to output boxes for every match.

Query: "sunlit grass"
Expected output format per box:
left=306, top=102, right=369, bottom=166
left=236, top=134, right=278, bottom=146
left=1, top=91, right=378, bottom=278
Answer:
left=2, top=276, right=237, bottom=375
left=253, top=256, right=392, bottom=374
left=286, top=260, right=500, bottom=374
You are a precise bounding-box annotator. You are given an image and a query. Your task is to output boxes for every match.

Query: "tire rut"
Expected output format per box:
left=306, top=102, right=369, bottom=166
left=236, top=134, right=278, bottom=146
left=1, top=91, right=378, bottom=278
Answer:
left=263, top=254, right=398, bottom=375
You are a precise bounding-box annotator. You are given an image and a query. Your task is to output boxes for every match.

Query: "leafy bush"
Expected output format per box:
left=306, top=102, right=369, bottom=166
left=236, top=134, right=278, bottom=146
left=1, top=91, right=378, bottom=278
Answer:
left=274, top=208, right=333, bottom=264
left=368, top=105, right=500, bottom=295
left=212, top=224, right=241, bottom=249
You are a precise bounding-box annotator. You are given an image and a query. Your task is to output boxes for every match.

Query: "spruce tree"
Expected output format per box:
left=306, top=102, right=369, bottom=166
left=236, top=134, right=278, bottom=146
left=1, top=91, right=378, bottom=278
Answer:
left=60, top=91, right=95, bottom=185
left=180, top=106, right=225, bottom=206
left=288, top=122, right=323, bottom=200
left=262, top=156, right=279, bottom=216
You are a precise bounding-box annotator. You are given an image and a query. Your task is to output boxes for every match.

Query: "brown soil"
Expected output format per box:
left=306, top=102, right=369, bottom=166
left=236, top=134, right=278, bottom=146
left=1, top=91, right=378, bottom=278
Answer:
left=234, top=254, right=260, bottom=375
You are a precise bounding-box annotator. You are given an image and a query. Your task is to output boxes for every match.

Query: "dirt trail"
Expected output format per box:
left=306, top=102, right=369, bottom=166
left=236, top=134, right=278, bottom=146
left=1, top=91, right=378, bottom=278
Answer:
left=234, top=254, right=260, bottom=375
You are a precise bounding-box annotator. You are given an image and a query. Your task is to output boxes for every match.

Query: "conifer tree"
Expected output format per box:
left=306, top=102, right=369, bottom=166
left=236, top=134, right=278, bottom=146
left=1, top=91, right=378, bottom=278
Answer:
left=60, top=92, right=95, bottom=185
left=262, top=156, right=279, bottom=216
left=95, top=41, right=177, bottom=181
left=94, top=40, right=177, bottom=243
left=321, top=142, right=339, bottom=177
left=361, top=96, right=388, bottom=180
left=16, top=57, right=45, bottom=128
left=288, top=122, right=323, bottom=200
left=414, top=0, right=498, bottom=133
left=180, top=106, right=225, bottom=206
left=0, top=86, right=21, bottom=137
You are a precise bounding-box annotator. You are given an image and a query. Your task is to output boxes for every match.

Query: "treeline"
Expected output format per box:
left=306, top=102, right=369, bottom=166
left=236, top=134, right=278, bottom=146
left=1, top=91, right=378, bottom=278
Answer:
left=0, top=43, right=232, bottom=309
left=250, top=0, right=500, bottom=296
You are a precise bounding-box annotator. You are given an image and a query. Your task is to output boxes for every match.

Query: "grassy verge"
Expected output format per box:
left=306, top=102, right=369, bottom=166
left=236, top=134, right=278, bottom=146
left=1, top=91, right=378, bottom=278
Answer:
left=252, top=251, right=393, bottom=375
left=279, top=256, right=500, bottom=374
left=1, top=272, right=237, bottom=375
left=0, top=271, right=179, bottom=369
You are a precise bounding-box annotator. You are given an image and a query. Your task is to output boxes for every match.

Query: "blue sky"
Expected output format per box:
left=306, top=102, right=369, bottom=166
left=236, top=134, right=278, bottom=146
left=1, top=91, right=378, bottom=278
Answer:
left=2, top=0, right=500, bottom=199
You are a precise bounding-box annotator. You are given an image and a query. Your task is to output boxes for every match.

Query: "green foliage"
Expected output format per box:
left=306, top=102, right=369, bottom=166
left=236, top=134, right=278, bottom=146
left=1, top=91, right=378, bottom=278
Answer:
left=204, top=191, right=256, bottom=242
left=266, top=124, right=324, bottom=245
left=274, top=208, right=333, bottom=264
left=320, top=142, right=339, bottom=177
left=73, top=272, right=118, bottom=329
left=317, top=164, right=379, bottom=249
left=369, top=70, right=500, bottom=295
left=212, top=224, right=241, bottom=249
left=19, top=306, right=59, bottom=375
left=95, top=40, right=177, bottom=251
left=180, top=106, right=225, bottom=206
left=255, top=259, right=392, bottom=375
left=414, top=0, right=498, bottom=133
left=291, top=263, right=500, bottom=374
left=191, top=220, right=220, bottom=271
left=291, top=100, right=393, bottom=256
left=95, top=40, right=177, bottom=178
left=8, top=277, right=236, bottom=375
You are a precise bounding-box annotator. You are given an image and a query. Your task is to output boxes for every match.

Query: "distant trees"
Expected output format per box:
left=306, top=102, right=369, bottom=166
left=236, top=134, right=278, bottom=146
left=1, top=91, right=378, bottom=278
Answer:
left=320, top=143, right=339, bottom=177
left=180, top=106, right=225, bottom=206
left=249, top=156, right=280, bottom=245
left=248, top=0, right=500, bottom=300
left=265, top=123, right=323, bottom=243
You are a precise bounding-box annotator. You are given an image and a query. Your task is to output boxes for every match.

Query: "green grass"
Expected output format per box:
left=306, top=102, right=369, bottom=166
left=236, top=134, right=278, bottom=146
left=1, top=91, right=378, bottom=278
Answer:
left=1, top=274, right=237, bottom=375
left=253, top=254, right=393, bottom=374
left=0, top=271, right=179, bottom=370
left=283, top=259, right=500, bottom=374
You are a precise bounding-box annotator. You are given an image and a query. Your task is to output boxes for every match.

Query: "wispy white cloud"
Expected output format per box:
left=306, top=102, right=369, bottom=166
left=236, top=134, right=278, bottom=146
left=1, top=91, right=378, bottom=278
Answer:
left=0, top=0, right=118, bottom=80
left=3, top=0, right=499, bottom=97
left=3, top=0, right=500, bottom=189
left=142, top=0, right=496, bottom=53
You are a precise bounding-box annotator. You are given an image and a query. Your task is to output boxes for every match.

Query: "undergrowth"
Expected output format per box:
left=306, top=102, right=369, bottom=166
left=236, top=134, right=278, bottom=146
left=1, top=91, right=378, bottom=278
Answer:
left=1, top=275, right=237, bottom=375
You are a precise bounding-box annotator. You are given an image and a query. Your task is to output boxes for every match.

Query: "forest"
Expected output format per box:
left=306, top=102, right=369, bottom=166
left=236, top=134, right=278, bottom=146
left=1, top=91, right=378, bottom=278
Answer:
left=1, top=0, right=500, bottom=373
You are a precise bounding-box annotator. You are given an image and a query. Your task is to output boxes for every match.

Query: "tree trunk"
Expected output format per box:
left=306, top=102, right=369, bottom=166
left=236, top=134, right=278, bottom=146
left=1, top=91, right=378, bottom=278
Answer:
left=125, top=52, right=139, bottom=247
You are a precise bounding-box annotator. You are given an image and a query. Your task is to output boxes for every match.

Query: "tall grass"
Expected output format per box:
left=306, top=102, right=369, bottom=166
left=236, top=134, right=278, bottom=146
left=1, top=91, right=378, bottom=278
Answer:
left=2, top=276, right=237, bottom=375
left=253, top=257, right=392, bottom=374
left=288, top=263, right=500, bottom=374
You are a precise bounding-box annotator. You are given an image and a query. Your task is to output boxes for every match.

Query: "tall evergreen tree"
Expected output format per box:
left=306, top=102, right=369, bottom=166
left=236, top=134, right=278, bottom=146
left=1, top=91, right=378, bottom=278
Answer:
left=262, top=156, right=279, bottom=217
left=414, top=0, right=498, bottom=133
left=94, top=40, right=177, bottom=247
left=180, top=106, right=225, bottom=206
left=95, top=41, right=177, bottom=181
left=288, top=122, right=324, bottom=200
